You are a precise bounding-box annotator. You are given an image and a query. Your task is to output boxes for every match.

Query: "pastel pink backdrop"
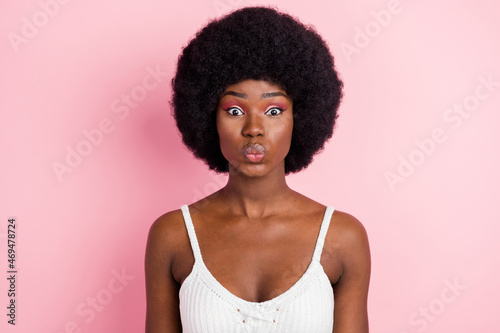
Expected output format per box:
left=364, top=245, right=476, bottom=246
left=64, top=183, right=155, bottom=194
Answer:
left=1, top=0, right=499, bottom=332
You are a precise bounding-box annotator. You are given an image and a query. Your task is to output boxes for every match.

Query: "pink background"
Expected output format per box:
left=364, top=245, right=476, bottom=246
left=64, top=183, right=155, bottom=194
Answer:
left=1, top=0, right=499, bottom=332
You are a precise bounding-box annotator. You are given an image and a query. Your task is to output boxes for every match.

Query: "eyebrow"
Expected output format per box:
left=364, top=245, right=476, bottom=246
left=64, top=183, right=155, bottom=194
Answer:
left=262, top=92, right=288, bottom=99
left=221, top=91, right=288, bottom=99
left=221, top=91, right=247, bottom=98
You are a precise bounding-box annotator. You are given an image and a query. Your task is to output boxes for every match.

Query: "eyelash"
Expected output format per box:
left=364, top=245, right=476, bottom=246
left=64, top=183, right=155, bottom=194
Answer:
left=224, top=107, right=285, bottom=116
left=225, top=107, right=244, bottom=116
left=265, top=107, right=284, bottom=116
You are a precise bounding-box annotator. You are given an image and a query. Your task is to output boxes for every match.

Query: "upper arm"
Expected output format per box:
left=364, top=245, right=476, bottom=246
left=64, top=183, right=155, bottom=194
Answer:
left=145, top=212, right=183, bottom=333
left=330, top=212, right=371, bottom=333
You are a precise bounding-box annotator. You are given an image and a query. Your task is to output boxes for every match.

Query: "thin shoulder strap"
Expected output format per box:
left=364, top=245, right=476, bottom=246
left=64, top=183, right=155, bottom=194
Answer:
left=180, top=204, right=203, bottom=262
left=312, top=206, right=335, bottom=262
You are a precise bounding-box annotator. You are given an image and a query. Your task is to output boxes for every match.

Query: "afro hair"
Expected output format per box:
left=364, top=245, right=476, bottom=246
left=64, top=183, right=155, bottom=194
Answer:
left=172, top=6, right=343, bottom=174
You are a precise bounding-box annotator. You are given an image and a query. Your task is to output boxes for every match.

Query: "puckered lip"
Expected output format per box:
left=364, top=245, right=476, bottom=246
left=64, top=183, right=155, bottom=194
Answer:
left=242, top=143, right=266, bottom=155
left=242, top=143, right=266, bottom=163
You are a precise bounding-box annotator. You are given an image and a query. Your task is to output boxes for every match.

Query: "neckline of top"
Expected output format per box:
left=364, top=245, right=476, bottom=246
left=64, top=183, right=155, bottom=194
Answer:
left=180, top=204, right=334, bottom=306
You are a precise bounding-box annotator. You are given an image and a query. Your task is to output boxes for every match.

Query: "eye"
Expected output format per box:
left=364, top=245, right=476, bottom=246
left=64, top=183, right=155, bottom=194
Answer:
left=225, top=107, right=244, bottom=116
left=265, top=107, right=284, bottom=116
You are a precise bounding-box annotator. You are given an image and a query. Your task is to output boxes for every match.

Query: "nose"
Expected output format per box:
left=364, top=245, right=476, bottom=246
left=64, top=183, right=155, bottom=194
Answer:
left=242, top=112, right=264, bottom=137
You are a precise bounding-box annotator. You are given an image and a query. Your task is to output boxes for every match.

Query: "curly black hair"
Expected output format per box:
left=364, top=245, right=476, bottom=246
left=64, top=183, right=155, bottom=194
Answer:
left=172, top=6, right=343, bottom=174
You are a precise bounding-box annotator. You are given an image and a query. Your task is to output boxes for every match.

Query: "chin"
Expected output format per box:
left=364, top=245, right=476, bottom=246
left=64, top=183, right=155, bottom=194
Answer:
left=229, top=161, right=284, bottom=178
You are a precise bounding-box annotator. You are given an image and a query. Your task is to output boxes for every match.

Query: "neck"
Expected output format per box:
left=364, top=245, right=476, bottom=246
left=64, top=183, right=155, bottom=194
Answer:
left=218, top=164, right=293, bottom=218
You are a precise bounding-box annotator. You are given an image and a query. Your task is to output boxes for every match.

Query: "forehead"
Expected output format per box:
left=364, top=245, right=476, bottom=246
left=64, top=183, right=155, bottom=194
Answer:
left=221, top=80, right=289, bottom=100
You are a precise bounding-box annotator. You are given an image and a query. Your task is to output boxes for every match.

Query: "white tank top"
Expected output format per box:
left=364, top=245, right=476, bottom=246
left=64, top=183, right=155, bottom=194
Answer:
left=179, top=204, right=335, bottom=333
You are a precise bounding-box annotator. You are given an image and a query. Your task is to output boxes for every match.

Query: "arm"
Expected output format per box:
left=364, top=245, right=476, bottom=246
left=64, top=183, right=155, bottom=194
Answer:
left=145, top=213, right=183, bottom=333
left=330, top=212, right=371, bottom=333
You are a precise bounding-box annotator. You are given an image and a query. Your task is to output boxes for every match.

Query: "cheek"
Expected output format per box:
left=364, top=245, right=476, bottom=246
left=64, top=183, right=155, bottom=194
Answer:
left=218, top=131, right=231, bottom=152
left=281, top=118, right=294, bottom=142
left=216, top=112, right=227, bottom=139
left=272, top=120, right=294, bottom=155
left=216, top=117, right=236, bottom=157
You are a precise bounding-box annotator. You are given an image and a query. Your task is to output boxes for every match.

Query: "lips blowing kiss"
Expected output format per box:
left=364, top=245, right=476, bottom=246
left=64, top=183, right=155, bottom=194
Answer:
left=243, top=143, right=266, bottom=163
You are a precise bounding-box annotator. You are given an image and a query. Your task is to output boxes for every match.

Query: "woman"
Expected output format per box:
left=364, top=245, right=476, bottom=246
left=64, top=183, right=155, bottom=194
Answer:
left=145, top=6, right=370, bottom=332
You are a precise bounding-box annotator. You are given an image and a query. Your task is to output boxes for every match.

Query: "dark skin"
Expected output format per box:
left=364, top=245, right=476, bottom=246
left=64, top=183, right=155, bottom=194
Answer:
left=145, top=80, right=371, bottom=332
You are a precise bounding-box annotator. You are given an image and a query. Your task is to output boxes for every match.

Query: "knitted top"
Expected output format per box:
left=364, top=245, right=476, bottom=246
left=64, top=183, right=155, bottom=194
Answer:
left=179, top=204, right=335, bottom=333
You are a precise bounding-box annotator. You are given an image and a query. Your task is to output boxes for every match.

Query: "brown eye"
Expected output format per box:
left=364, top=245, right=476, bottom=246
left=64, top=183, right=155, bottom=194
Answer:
left=225, top=107, right=244, bottom=116
left=265, top=107, right=283, bottom=116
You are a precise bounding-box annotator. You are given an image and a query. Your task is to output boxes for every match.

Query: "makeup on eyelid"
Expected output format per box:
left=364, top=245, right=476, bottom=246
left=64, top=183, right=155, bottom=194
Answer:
left=219, top=102, right=288, bottom=113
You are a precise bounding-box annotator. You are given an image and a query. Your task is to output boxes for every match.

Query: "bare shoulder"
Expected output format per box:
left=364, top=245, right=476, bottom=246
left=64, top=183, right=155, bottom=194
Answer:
left=145, top=209, right=187, bottom=332
left=329, top=210, right=369, bottom=248
left=322, top=209, right=371, bottom=282
left=146, top=209, right=188, bottom=260
left=324, top=210, right=371, bottom=331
